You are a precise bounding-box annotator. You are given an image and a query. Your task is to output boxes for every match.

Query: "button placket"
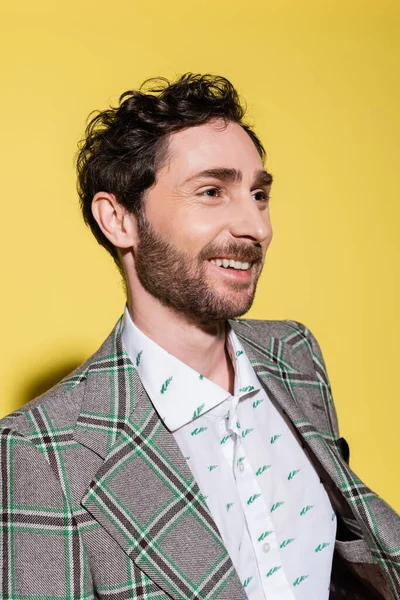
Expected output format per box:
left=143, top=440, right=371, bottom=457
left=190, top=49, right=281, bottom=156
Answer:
left=236, top=473, right=293, bottom=598
left=226, top=397, right=285, bottom=588
left=233, top=400, right=296, bottom=598
left=227, top=395, right=241, bottom=434
left=262, top=542, right=271, bottom=554
left=224, top=394, right=246, bottom=478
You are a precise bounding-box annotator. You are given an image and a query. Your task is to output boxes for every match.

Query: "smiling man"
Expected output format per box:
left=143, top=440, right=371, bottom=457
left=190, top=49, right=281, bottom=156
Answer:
left=0, top=74, right=399, bottom=600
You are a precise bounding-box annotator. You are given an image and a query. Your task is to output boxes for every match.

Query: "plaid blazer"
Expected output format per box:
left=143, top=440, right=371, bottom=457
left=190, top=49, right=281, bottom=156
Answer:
left=0, top=318, right=399, bottom=600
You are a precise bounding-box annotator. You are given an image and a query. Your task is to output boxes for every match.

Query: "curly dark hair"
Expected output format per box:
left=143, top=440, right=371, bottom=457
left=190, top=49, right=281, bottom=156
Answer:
left=76, top=73, right=266, bottom=270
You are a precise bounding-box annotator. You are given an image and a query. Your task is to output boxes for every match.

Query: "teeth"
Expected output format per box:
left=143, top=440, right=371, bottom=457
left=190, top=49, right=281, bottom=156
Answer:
left=210, top=259, right=252, bottom=271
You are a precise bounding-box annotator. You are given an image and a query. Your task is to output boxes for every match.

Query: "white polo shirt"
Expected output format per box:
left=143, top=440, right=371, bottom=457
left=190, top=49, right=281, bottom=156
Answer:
left=122, top=308, right=336, bottom=599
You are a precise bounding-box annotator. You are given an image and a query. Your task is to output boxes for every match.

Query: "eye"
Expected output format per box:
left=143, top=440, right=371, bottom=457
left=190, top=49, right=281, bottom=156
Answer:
left=199, top=187, right=222, bottom=198
left=252, top=190, right=270, bottom=203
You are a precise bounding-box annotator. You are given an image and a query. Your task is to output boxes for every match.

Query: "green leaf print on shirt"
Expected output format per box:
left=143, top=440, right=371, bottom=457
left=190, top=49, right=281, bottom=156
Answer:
left=293, top=575, right=309, bottom=586
left=247, top=494, right=261, bottom=505
left=136, top=350, right=143, bottom=367
left=241, top=428, right=254, bottom=439
left=226, top=502, right=235, bottom=511
left=190, top=427, right=208, bottom=436
left=220, top=434, right=233, bottom=445
left=199, top=374, right=204, bottom=380
left=266, top=566, right=281, bottom=577
left=280, top=538, right=295, bottom=549
left=300, top=505, right=314, bottom=516
left=256, top=464, right=271, bottom=476
left=243, top=577, right=252, bottom=588
left=208, top=465, right=218, bottom=472
left=252, top=398, right=264, bottom=408
left=315, top=542, right=330, bottom=552
left=270, top=434, right=282, bottom=444
left=258, top=530, right=273, bottom=541
left=288, top=469, right=301, bottom=481
left=160, top=377, right=173, bottom=394
left=271, top=501, right=285, bottom=512
left=236, top=350, right=244, bottom=358
left=192, top=403, right=205, bottom=419
left=239, top=385, right=255, bottom=393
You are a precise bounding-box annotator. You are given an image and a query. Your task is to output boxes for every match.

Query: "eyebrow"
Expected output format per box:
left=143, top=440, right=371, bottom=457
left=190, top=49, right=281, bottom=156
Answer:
left=183, top=167, right=273, bottom=187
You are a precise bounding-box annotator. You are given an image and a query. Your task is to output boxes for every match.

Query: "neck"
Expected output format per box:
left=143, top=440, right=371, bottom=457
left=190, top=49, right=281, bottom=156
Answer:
left=126, top=288, right=235, bottom=394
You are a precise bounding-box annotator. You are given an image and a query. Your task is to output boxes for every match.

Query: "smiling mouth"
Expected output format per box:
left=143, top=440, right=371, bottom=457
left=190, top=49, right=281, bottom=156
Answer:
left=209, top=258, right=252, bottom=271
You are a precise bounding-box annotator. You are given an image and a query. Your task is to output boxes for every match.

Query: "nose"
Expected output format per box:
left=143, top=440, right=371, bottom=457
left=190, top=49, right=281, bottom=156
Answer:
left=228, top=194, right=272, bottom=245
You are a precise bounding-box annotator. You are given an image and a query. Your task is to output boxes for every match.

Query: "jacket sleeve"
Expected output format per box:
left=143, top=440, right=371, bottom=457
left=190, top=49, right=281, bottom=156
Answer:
left=0, top=426, right=93, bottom=600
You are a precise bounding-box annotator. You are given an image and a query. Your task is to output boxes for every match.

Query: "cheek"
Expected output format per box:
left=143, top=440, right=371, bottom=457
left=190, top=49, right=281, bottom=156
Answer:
left=186, top=221, right=223, bottom=251
left=156, top=210, right=224, bottom=252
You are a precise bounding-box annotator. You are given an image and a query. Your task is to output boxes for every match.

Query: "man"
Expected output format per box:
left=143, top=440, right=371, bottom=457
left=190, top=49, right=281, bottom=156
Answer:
left=0, top=74, right=398, bottom=600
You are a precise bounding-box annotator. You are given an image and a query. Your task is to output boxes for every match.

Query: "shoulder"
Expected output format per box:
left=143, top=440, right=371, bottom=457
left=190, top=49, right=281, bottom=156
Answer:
left=0, top=317, right=122, bottom=439
left=0, top=377, right=81, bottom=502
left=0, top=373, right=86, bottom=442
left=0, top=363, right=92, bottom=493
left=231, top=317, right=329, bottom=382
left=230, top=317, right=317, bottom=347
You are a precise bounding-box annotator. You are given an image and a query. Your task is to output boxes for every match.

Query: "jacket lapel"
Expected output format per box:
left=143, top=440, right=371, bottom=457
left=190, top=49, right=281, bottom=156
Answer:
left=74, top=320, right=246, bottom=600
left=231, top=320, right=359, bottom=519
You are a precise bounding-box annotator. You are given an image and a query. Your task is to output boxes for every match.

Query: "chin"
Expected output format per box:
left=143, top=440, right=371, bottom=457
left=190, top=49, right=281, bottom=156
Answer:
left=222, top=297, right=255, bottom=320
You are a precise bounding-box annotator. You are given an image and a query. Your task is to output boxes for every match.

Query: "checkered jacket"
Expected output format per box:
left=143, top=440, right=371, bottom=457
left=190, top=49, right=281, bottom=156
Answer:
left=1, top=318, right=399, bottom=599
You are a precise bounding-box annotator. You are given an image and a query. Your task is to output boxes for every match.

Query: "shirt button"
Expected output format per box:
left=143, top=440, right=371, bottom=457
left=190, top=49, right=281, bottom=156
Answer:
left=238, top=462, right=245, bottom=473
left=262, top=542, right=271, bottom=553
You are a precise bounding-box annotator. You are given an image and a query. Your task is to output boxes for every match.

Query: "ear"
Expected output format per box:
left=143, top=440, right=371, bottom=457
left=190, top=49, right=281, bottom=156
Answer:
left=91, top=192, right=138, bottom=248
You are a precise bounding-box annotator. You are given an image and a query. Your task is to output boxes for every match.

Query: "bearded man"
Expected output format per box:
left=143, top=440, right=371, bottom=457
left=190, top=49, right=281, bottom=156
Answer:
left=0, top=74, right=398, bottom=600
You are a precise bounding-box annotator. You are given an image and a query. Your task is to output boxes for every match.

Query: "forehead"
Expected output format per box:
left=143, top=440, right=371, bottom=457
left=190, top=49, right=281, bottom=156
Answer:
left=162, top=119, right=263, bottom=180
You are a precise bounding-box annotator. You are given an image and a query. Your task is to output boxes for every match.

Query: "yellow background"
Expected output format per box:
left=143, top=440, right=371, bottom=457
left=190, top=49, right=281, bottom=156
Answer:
left=1, top=0, right=399, bottom=511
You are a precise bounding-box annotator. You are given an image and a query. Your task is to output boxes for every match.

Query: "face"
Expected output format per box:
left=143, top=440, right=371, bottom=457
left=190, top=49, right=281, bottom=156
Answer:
left=133, top=119, right=273, bottom=326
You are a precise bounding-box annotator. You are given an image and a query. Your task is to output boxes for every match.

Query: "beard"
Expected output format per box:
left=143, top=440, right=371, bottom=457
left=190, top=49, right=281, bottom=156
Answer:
left=134, top=213, right=264, bottom=326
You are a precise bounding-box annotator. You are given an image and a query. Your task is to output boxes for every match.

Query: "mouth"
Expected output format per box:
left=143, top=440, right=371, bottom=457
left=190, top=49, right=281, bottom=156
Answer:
left=208, top=258, right=253, bottom=271
left=207, top=257, right=258, bottom=285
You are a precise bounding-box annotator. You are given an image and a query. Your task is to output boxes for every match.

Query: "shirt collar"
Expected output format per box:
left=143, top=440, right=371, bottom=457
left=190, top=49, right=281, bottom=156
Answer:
left=121, top=307, right=261, bottom=432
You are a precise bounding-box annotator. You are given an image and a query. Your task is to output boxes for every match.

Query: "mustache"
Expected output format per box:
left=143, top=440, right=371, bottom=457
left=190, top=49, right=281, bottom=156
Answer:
left=199, top=241, right=263, bottom=263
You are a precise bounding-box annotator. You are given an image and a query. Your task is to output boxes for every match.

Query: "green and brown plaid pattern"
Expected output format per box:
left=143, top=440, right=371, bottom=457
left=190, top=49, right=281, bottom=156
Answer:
left=1, top=316, right=399, bottom=599
left=82, top=408, right=236, bottom=599
left=0, top=428, right=89, bottom=599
